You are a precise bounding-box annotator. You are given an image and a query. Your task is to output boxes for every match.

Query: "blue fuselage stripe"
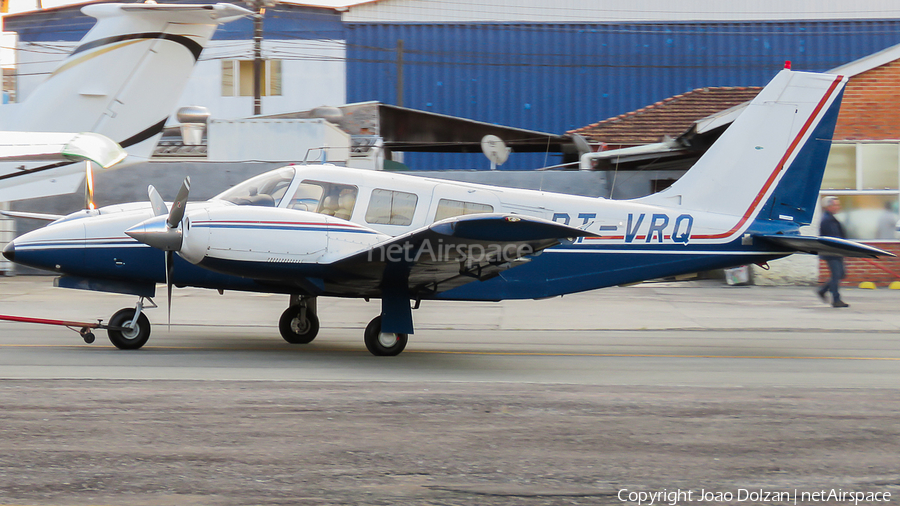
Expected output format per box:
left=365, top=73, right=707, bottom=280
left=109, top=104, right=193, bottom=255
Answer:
left=193, top=224, right=378, bottom=234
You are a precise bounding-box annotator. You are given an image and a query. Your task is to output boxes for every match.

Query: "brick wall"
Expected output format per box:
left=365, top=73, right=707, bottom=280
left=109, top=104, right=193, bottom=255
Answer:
left=833, top=60, right=900, bottom=140
left=818, top=242, right=900, bottom=286
left=821, top=60, right=900, bottom=286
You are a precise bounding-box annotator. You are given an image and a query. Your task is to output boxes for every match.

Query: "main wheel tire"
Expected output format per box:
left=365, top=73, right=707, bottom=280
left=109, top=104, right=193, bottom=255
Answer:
left=279, top=305, right=319, bottom=344
left=107, top=308, right=151, bottom=350
left=364, top=316, right=408, bottom=356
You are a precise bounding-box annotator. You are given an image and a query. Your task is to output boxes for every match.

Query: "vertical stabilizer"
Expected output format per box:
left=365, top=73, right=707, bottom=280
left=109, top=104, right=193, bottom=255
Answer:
left=8, top=3, right=251, bottom=158
left=637, top=70, right=846, bottom=235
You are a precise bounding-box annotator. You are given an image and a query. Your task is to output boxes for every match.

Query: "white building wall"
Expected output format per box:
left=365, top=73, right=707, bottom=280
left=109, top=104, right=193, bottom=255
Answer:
left=0, top=32, right=16, bottom=70
left=12, top=39, right=346, bottom=123
left=13, top=41, right=74, bottom=100
left=343, top=0, right=900, bottom=22
left=180, top=40, right=347, bottom=121
left=207, top=118, right=350, bottom=163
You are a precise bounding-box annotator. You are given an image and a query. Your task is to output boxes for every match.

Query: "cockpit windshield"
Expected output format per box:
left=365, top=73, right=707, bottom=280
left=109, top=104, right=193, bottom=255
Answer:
left=214, top=167, right=295, bottom=207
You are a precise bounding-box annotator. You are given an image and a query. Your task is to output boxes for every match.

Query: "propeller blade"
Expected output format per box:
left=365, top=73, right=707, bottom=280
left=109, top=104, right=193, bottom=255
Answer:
left=148, top=185, right=168, bottom=217
left=166, top=250, right=174, bottom=330
left=84, top=161, right=96, bottom=210
left=167, top=176, right=191, bottom=228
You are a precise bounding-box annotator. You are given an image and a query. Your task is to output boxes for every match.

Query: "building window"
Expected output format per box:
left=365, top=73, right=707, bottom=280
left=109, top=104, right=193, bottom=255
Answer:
left=822, top=142, right=900, bottom=240
left=365, top=189, right=418, bottom=226
left=221, top=60, right=282, bottom=97
left=433, top=198, right=493, bottom=222
left=822, top=144, right=856, bottom=190
left=2, top=68, right=15, bottom=103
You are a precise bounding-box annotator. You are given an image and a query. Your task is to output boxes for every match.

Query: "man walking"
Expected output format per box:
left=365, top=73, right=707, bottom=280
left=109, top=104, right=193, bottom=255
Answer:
left=817, top=196, right=849, bottom=307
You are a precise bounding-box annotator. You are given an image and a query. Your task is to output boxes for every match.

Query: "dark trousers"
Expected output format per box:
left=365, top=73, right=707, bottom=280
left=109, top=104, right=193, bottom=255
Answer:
left=820, top=257, right=845, bottom=301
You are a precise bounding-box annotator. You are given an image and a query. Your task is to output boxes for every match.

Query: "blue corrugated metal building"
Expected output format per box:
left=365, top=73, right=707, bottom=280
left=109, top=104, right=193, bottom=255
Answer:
left=7, top=3, right=900, bottom=170
left=345, top=20, right=900, bottom=169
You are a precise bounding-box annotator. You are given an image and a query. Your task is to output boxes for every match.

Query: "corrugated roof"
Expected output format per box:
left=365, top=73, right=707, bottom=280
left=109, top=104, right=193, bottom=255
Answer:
left=3, top=0, right=344, bottom=42
left=568, top=87, right=762, bottom=146
left=342, top=0, right=900, bottom=23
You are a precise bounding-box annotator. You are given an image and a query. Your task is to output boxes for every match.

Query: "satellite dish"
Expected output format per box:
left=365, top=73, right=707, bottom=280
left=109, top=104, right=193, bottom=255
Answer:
left=481, top=135, right=511, bottom=169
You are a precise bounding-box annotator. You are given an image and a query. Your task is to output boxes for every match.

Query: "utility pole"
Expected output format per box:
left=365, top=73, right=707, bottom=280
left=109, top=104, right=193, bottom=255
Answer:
left=396, top=39, right=403, bottom=108
left=253, top=3, right=264, bottom=116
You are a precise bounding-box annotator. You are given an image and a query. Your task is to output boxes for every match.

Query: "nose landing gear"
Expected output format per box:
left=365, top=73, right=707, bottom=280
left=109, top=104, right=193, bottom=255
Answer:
left=106, top=297, right=154, bottom=350
left=107, top=307, right=151, bottom=350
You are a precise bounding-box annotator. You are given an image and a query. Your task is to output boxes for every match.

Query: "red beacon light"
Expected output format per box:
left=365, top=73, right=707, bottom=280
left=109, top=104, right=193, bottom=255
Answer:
left=784, top=60, right=792, bottom=69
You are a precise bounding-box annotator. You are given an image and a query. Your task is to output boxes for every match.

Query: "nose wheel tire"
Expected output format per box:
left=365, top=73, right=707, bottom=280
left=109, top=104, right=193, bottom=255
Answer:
left=279, top=306, right=319, bottom=344
left=107, top=308, right=151, bottom=350
left=364, top=316, right=408, bottom=356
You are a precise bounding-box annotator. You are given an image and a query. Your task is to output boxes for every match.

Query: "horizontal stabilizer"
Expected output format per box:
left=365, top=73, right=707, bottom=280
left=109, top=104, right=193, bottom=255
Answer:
left=117, top=2, right=252, bottom=22
left=756, top=235, right=894, bottom=258
left=0, top=132, right=126, bottom=168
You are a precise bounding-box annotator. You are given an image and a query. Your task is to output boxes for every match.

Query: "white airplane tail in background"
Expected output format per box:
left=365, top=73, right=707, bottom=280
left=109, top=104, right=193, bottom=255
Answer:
left=638, top=69, right=847, bottom=233
left=0, top=3, right=251, bottom=201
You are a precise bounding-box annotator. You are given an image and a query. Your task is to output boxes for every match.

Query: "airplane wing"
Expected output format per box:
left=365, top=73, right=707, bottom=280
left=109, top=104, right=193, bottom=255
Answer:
left=755, top=234, right=894, bottom=258
left=323, top=213, right=597, bottom=297
left=0, top=210, right=64, bottom=221
left=0, top=132, right=126, bottom=168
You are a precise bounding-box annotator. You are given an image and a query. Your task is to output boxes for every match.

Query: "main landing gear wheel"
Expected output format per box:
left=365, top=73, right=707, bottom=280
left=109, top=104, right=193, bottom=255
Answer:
left=107, top=308, right=151, bottom=350
left=364, top=316, right=408, bottom=356
left=279, top=305, right=319, bottom=344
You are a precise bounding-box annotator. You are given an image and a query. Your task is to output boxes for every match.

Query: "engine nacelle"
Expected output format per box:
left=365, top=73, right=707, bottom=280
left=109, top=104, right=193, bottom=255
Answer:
left=179, top=206, right=386, bottom=272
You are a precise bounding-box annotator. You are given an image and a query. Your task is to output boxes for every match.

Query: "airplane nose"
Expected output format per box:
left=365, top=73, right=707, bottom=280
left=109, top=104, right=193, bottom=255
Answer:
left=2, top=241, right=13, bottom=262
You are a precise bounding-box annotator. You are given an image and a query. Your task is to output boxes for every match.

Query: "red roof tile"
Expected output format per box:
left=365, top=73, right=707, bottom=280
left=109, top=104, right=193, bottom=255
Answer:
left=569, top=87, right=762, bottom=146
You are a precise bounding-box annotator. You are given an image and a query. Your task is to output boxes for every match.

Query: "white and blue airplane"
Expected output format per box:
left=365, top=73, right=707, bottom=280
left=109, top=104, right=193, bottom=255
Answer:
left=1, top=68, right=892, bottom=356
left=0, top=2, right=250, bottom=202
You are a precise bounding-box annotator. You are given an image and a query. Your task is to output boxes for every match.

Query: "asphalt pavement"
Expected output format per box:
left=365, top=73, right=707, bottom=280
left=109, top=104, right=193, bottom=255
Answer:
left=0, top=276, right=898, bottom=505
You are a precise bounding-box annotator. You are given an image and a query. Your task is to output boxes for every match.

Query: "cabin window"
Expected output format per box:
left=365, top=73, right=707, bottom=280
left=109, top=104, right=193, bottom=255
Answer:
left=215, top=168, right=294, bottom=207
left=291, top=180, right=358, bottom=220
left=287, top=183, right=324, bottom=212
left=433, top=198, right=494, bottom=222
left=365, top=189, right=418, bottom=226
